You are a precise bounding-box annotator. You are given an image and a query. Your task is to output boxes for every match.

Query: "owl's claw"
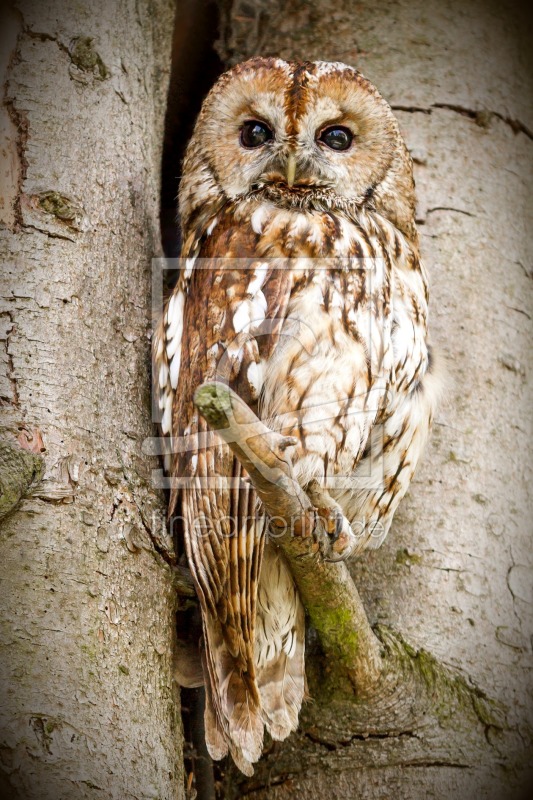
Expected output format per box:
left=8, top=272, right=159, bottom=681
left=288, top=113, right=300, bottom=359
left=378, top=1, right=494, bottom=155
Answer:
left=315, top=507, right=358, bottom=562
left=305, top=480, right=358, bottom=561
left=323, top=509, right=356, bottom=563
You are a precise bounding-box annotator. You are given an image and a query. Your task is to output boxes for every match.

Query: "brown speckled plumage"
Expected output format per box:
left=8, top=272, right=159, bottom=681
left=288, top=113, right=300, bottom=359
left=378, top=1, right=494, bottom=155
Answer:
left=153, top=57, right=441, bottom=774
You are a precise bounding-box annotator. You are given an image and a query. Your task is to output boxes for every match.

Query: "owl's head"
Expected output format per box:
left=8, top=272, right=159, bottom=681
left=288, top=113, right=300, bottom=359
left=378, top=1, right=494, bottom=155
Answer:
left=180, top=58, right=416, bottom=240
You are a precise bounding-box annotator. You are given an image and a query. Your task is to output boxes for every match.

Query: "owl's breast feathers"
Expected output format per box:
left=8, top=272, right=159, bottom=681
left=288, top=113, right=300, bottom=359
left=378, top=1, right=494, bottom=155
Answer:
left=173, top=198, right=430, bottom=454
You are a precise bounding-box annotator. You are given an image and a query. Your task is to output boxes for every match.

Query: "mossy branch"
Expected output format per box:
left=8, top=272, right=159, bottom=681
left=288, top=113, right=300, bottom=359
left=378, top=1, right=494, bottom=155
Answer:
left=193, top=381, right=383, bottom=694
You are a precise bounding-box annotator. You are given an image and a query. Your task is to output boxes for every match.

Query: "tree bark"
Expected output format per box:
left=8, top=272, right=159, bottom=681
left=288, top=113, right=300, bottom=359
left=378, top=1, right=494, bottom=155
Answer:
left=212, top=1, right=533, bottom=797
left=0, top=1, right=184, bottom=798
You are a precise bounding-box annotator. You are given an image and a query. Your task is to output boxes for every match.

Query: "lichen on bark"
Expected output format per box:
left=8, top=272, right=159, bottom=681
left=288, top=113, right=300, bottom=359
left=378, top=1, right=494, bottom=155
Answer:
left=0, top=440, right=43, bottom=521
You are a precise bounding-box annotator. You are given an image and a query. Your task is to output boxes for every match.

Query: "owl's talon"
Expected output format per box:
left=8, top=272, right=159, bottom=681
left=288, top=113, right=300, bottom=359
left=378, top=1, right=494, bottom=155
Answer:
left=315, top=509, right=357, bottom=561
left=328, top=528, right=358, bottom=561
left=305, top=484, right=358, bottom=561
left=331, top=510, right=344, bottom=543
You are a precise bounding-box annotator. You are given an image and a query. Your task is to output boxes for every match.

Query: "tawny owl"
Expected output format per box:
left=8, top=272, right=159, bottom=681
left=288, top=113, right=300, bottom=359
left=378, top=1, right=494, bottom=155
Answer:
left=153, top=57, right=440, bottom=775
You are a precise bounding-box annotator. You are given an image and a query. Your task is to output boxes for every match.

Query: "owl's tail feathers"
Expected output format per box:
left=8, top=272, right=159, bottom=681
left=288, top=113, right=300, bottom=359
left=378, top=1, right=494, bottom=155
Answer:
left=200, top=547, right=306, bottom=774
left=202, top=616, right=263, bottom=777
left=255, top=546, right=306, bottom=741
left=256, top=600, right=306, bottom=741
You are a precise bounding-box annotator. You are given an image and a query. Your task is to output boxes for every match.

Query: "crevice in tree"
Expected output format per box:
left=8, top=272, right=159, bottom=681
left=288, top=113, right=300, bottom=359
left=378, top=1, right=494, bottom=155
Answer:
left=159, top=6, right=224, bottom=798
left=392, top=102, right=533, bottom=141
left=160, top=0, right=224, bottom=259
left=505, top=304, right=531, bottom=320
left=515, top=260, right=532, bottom=280
left=390, top=105, right=432, bottom=115
left=22, top=26, right=70, bottom=56
left=17, top=222, right=77, bottom=241
left=425, top=206, right=476, bottom=218
left=3, top=98, right=28, bottom=232
left=432, top=103, right=533, bottom=139
left=417, top=207, right=477, bottom=225
left=304, top=729, right=420, bottom=748
left=132, top=495, right=178, bottom=567
left=182, top=687, right=217, bottom=800
left=1, top=311, right=20, bottom=408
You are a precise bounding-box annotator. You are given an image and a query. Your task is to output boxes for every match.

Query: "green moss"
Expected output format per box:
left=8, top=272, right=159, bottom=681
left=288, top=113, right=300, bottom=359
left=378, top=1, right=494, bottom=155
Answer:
left=308, top=604, right=359, bottom=667
left=80, top=643, right=97, bottom=660
left=414, top=648, right=440, bottom=691
left=118, top=664, right=130, bottom=675
left=70, top=37, right=109, bottom=80
left=395, top=547, right=422, bottom=566
left=471, top=691, right=506, bottom=729
left=472, top=493, right=488, bottom=505
left=38, top=191, right=78, bottom=222
left=384, top=627, right=508, bottom=730
left=194, top=383, right=232, bottom=430
left=400, top=638, right=418, bottom=659
left=475, top=110, right=493, bottom=129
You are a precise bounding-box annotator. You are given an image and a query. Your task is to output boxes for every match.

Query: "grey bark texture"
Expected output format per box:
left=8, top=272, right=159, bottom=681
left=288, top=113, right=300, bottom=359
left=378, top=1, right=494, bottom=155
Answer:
left=214, top=1, right=533, bottom=798
left=0, top=1, right=184, bottom=799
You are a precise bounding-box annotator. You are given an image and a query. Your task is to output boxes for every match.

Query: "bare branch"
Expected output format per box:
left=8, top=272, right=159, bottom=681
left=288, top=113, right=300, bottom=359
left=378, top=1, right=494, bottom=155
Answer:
left=193, top=381, right=383, bottom=694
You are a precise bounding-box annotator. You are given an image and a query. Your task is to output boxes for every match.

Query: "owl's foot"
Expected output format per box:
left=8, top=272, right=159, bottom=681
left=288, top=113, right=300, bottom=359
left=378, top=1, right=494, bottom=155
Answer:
left=306, top=481, right=357, bottom=562
left=317, top=506, right=358, bottom=562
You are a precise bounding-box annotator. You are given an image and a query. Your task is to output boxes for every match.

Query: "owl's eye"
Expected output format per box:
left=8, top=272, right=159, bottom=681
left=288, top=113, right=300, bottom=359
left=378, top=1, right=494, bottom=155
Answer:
left=318, top=126, right=354, bottom=151
left=240, top=120, right=273, bottom=148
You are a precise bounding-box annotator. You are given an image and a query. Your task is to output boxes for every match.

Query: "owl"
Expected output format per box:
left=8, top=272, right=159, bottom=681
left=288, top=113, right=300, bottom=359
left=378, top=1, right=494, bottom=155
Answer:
left=153, top=57, right=440, bottom=775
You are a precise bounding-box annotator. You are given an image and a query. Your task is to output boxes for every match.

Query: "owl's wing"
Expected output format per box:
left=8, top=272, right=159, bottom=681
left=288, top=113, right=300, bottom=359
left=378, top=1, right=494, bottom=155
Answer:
left=155, top=215, right=299, bottom=773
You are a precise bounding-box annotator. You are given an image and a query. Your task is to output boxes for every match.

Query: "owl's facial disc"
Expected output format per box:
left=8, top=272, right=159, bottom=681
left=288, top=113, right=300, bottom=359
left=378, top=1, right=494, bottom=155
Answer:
left=190, top=58, right=399, bottom=208
left=180, top=58, right=416, bottom=240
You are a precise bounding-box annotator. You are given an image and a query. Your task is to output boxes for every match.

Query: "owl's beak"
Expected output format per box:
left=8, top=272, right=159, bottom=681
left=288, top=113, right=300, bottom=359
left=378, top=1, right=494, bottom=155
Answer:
left=286, top=154, right=297, bottom=188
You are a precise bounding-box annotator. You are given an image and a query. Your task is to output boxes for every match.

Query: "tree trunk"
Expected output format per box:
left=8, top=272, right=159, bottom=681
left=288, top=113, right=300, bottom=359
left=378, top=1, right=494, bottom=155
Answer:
left=213, top=1, right=533, bottom=797
left=0, top=1, right=184, bottom=798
